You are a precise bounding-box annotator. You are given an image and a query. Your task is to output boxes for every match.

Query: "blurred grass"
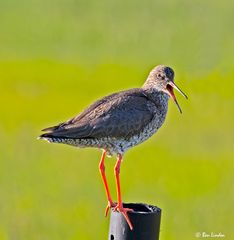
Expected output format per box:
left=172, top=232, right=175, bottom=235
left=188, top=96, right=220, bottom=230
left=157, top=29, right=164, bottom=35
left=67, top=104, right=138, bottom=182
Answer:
left=0, top=0, right=233, bottom=239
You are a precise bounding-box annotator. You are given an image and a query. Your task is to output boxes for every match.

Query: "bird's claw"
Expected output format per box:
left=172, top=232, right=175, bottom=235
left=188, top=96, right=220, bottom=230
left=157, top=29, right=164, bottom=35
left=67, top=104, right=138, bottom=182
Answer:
left=113, top=204, right=134, bottom=230
left=105, top=201, right=116, bottom=217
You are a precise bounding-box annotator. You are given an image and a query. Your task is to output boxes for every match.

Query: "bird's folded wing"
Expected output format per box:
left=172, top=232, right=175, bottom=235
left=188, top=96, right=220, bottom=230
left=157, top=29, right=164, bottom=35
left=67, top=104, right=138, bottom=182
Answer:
left=40, top=90, right=156, bottom=139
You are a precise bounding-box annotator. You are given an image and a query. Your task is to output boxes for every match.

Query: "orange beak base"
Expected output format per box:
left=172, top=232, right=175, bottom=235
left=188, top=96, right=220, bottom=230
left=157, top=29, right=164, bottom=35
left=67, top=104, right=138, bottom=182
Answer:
left=166, top=81, right=188, bottom=114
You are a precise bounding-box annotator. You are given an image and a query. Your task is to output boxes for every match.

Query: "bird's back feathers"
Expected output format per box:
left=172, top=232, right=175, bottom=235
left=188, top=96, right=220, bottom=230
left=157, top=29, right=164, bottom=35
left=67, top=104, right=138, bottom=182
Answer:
left=40, top=88, right=158, bottom=140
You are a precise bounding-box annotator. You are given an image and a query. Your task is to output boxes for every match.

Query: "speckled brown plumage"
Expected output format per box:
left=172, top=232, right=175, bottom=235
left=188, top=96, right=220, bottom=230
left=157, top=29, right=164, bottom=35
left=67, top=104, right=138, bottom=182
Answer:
left=39, top=65, right=187, bottom=230
left=39, top=65, right=188, bottom=156
left=39, top=66, right=175, bottom=156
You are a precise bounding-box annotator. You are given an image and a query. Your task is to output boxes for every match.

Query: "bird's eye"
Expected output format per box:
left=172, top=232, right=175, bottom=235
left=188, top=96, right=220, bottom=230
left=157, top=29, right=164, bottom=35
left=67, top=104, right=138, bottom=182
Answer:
left=157, top=73, right=164, bottom=79
left=157, top=73, right=162, bottom=78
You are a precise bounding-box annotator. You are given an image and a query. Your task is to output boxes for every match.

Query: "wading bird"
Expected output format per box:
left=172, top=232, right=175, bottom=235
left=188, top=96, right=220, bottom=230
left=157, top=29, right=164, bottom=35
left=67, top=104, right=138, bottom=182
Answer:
left=39, top=65, right=187, bottom=230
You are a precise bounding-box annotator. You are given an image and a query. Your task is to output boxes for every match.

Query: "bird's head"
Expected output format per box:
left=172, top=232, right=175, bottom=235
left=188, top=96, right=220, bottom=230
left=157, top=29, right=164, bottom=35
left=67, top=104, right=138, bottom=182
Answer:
left=144, top=65, right=188, bottom=113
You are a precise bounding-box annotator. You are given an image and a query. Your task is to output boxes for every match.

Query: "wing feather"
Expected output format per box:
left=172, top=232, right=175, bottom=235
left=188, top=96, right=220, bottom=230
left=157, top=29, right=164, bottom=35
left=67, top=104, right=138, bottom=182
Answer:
left=40, top=89, right=156, bottom=139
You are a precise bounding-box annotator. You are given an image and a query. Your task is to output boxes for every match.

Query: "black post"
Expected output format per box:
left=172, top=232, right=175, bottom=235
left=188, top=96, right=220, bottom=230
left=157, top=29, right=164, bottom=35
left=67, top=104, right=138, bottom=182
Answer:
left=108, top=203, right=161, bottom=240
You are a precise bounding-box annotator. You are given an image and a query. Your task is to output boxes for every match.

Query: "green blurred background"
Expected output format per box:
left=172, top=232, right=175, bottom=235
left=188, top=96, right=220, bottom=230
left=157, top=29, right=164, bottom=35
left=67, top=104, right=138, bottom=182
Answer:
left=0, top=0, right=233, bottom=239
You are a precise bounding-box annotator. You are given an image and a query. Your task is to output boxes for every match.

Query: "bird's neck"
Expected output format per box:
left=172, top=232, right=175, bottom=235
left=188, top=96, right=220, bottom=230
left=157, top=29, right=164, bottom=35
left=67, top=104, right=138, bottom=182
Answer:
left=142, top=75, right=157, bottom=89
left=142, top=85, right=169, bottom=114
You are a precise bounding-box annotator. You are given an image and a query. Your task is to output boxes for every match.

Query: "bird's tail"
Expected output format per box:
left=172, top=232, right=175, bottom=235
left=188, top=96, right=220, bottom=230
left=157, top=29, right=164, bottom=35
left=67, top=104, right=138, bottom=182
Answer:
left=38, top=133, right=53, bottom=140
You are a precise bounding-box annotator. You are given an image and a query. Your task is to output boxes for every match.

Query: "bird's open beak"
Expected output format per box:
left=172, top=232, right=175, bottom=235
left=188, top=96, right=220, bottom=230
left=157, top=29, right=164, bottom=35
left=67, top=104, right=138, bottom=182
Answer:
left=166, top=81, right=188, bottom=114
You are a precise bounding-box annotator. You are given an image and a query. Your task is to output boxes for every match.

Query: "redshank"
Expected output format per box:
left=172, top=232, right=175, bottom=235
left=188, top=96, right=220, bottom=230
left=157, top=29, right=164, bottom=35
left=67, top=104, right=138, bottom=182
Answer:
left=39, top=65, right=187, bottom=230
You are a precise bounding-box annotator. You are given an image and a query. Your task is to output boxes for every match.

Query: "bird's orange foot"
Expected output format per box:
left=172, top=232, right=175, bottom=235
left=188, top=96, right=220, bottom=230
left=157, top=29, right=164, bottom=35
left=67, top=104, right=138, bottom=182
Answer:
left=105, top=201, right=116, bottom=217
left=114, top=204, right=134, bottom=230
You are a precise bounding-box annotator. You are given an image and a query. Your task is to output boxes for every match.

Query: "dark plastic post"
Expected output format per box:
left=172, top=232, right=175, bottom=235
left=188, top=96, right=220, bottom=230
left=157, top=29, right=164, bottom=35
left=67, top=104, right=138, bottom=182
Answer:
left=108, top=203, right=161, bottom=240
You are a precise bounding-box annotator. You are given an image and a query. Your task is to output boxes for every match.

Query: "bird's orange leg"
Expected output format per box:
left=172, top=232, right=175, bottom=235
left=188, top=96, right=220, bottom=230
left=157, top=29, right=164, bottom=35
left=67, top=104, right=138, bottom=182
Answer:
left=114, top=153, right=134, bottom=230
left=99, top=149, right=116, bottom=216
